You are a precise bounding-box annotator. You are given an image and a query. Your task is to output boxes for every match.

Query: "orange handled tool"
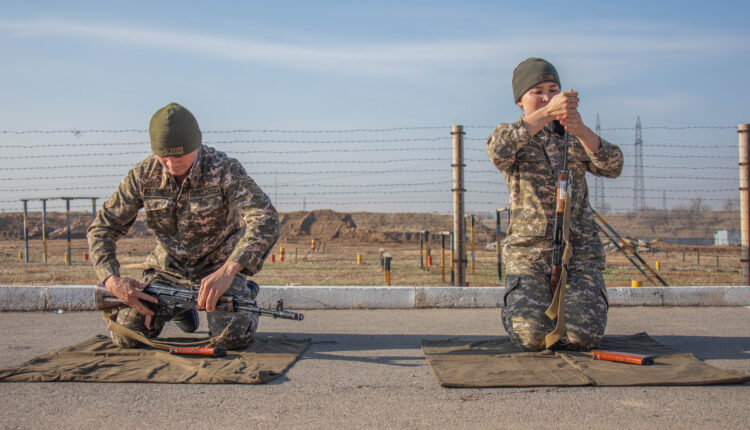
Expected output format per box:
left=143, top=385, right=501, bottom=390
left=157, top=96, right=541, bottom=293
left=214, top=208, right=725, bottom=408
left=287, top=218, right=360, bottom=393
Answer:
left=590, top=350, right=654, bottom=365
left=169, top=347, right=227, bottom=357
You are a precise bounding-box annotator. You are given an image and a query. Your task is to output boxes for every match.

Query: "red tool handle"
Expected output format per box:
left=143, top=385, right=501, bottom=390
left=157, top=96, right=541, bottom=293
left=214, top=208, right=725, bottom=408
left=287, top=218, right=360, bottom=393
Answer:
left=590, top=350, right=654, bottom=365
left=168, top=347, right=227, bottom=357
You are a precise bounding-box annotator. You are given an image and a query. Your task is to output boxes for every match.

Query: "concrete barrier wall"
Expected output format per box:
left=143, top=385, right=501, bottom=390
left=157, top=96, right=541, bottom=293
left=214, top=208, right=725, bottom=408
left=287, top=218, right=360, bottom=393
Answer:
left=1, top=285, right=750, bottom=311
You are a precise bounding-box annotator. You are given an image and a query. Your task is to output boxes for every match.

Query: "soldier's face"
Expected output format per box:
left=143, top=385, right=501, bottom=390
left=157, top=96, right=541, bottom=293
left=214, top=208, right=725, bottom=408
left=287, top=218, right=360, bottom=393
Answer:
left=156, top=149, right=198, bottom=177
left=517, top=82, right=560, bottom=116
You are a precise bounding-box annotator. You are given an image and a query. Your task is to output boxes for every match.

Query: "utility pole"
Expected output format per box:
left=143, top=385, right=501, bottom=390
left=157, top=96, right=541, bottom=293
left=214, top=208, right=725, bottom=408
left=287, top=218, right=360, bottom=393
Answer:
left=452, top=125, right=466, bottom=287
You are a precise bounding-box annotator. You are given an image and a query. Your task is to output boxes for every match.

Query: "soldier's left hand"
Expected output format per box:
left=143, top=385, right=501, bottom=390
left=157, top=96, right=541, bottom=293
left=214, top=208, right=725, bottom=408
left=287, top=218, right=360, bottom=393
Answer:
left=197, top=261, right=244, bottom=311
left=560, top=112, right=587, bottom=137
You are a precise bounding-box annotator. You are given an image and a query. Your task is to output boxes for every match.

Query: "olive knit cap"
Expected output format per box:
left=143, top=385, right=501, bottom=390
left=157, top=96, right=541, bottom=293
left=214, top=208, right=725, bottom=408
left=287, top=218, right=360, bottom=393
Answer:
left=149, top=102, right=201, bottom=156
left=512, top=57, right=560, bottom=102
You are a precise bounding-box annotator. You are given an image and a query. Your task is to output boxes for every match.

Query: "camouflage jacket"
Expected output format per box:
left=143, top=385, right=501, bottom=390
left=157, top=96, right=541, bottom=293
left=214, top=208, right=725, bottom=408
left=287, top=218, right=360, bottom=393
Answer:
left=486, top=118, right=623, bottom=274
left=87, top=145, right=280, bottom=284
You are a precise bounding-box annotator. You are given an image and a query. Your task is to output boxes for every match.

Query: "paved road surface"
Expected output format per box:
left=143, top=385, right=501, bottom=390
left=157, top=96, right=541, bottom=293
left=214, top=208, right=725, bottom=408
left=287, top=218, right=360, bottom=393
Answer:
left=1, top=307, right=748, bottom=429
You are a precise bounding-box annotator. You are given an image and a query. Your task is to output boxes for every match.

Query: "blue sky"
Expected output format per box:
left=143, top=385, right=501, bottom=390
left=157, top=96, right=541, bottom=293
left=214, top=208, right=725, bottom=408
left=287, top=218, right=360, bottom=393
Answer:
left=1, top=1, right=749, bottom=215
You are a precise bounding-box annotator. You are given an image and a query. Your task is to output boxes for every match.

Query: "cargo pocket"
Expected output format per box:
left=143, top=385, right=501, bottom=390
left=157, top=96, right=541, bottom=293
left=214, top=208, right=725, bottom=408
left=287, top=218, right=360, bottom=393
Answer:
left=503, top=275, right=521, bottom=307
left=143, top=198, right=176, bottom=234
left=599, top=285, right=609, bottom=310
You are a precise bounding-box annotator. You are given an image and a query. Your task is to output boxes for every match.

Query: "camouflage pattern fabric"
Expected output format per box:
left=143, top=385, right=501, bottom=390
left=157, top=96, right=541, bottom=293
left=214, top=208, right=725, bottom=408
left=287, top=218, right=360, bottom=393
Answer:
left=87, top=145, right=280, bottom=283
left=110, top=270, right=259, bottom=350
left=502, top=266, right=608, bottom=351
left=487, top=117, right=622, bottom=351
left=88, top=144, right=279, bottom=350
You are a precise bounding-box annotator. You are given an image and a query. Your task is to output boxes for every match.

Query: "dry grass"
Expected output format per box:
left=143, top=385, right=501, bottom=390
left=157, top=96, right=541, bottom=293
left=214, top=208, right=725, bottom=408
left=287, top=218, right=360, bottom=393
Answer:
left=0, top=238, right=742, bottom=287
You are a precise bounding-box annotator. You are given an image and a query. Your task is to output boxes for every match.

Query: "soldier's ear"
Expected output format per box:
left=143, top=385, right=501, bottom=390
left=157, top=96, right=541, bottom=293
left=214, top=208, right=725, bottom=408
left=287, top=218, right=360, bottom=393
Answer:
left=516, top=101, right=524, bottom=110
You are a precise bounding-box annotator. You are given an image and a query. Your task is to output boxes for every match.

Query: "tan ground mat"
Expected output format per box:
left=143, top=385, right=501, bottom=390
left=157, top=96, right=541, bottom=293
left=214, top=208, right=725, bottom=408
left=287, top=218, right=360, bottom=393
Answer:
left=0, top=334, right=310, bottom=384
left=421, top=333, right=750, bottom=387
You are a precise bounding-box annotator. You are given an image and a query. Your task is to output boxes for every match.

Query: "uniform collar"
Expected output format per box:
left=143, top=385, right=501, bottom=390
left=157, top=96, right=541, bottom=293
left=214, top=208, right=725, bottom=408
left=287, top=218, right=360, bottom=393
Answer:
left=154, top=145, right=204, bottom=188
left=184, top=145, right=205, bottom=185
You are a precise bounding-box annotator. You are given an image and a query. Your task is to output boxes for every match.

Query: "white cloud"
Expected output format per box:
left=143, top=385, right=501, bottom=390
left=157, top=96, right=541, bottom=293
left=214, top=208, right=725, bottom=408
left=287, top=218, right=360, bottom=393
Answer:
left=1, top=18, right=747, bottom=79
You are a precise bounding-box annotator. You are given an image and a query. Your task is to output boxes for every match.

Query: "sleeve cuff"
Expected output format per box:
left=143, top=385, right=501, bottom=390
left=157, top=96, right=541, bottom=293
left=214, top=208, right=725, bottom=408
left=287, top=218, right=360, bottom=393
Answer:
left=95, top=264, right=120, bottom=285
left=586, top=136, right=616, bottom=162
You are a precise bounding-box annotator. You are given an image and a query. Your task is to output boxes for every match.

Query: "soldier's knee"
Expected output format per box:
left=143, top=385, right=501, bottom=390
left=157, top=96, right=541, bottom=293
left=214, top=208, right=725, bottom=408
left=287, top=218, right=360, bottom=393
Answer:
left=212, top=335, right=254, bottom=351
left=209, top=315, right=257, bottom=351
left=565, top=330, right=604, bottom=350
left=504, top=316, right=546, bottom=351
left=511, top=332, right=547, bottom=351
left=110, top=332, right=140, bottom=349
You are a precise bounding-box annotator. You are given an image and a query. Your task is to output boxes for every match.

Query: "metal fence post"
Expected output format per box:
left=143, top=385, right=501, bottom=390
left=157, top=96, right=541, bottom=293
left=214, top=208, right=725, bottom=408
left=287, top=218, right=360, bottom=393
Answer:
left=41, top=198, right=48, bottom=264
left=22, top=199, right=29, bottom=263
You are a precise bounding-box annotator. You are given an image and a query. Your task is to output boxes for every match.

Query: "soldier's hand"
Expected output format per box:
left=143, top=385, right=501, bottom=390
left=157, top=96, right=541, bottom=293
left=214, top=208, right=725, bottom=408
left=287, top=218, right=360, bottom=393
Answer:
left=104, top=275, right=157, bottom=316
left=198, top=261, right=243, bottom=312
left=545, top=89, right=579, bottom=122
left=560, top=111, right=587, bottom=137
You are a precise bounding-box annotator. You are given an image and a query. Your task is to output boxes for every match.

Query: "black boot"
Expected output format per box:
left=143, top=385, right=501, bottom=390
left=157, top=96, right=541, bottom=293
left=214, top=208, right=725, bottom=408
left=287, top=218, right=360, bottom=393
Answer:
left=246, top=280, right=260, bottom=300
left=173, top=308, right=199, bottom=333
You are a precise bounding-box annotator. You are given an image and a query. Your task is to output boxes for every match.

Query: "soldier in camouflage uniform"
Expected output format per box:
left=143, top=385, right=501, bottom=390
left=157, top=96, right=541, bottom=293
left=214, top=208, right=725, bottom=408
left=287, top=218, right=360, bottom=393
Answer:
left=87, top=102, right=280, bottom=350
left=486, top=58, right=623, bottom=351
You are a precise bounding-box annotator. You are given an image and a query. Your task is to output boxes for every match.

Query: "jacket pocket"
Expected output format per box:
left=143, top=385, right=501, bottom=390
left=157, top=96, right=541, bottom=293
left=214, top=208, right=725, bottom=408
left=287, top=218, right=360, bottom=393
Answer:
left=503, top=275, right=521, bottom=307
left=143, top=198, right=175, bottom=233
left=188, top=195, right=224, bottom=214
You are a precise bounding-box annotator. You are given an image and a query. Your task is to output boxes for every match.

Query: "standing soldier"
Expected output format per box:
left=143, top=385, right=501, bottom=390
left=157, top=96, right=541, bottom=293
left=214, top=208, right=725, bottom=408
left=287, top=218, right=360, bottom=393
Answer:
left=87, top=102, right=280, bottom=350
left=486, top=58, right=623, bottom=351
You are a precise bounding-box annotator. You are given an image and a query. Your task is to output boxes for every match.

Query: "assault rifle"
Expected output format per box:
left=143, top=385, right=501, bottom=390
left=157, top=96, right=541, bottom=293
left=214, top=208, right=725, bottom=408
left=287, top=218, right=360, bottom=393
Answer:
left=549, top=121, right=570, bottom=295
left=95, top=282, right=304, bottom=324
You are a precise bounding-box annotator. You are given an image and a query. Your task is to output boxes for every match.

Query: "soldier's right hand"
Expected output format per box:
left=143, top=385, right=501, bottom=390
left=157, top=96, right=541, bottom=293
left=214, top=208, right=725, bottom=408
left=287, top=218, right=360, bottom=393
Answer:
left=544, top=89, right=579, bottom=122
left=104, top=275, right=158, bottom=316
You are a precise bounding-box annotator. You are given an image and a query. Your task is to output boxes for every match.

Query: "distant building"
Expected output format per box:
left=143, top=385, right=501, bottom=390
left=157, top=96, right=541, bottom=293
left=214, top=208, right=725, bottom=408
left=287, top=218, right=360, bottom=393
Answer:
left=714, top=230, right=740, bottom=246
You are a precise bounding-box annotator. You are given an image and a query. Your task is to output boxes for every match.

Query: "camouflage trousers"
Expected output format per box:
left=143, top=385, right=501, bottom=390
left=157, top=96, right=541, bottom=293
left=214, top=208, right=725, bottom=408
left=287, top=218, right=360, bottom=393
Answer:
left=109, top=269, right=259, bottom=350
left=501, top=266, right=608, bottom=351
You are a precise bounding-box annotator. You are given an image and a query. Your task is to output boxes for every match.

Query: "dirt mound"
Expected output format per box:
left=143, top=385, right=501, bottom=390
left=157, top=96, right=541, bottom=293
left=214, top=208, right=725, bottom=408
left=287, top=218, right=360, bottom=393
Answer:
left=0, top=211, right=152, bottom=241
left=280, top=210, right=357, bottom=241
left=349, top=212, right=494, bottom=244
left=0, top=209, right=494, bottom=244
left=0, top=212, right=92, bottom=240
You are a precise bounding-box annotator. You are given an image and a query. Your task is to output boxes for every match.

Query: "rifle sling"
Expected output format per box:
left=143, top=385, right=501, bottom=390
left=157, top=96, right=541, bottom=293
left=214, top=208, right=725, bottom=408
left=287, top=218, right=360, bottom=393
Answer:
left=102, top=309, right=232, bottom=350
left=544, top=190, right=573, bottom=349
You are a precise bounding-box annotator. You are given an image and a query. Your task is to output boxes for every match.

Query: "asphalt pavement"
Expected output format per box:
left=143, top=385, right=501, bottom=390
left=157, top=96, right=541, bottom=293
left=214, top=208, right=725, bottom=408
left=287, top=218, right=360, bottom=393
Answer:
left=0, top=306, right=749, bottom=429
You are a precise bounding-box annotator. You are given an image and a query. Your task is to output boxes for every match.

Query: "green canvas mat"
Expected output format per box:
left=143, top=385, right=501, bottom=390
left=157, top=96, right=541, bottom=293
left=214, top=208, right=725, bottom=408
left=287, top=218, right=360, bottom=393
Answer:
left=0, top=334, right=310, bottom=384
left=421, top=333, right=750, bottom=388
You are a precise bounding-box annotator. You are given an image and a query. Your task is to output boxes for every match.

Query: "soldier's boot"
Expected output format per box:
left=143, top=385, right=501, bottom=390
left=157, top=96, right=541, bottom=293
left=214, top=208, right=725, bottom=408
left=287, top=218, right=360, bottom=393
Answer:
left=246, top=280, right=260, bottom=300
left=173, top=309, right=199, bottom=333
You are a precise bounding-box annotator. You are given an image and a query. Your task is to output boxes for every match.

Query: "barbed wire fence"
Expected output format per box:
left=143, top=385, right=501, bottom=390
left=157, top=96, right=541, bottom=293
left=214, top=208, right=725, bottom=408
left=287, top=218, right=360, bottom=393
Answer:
left=0, top=121, right=742, bottom=233
left=1, top=120, right=745, bottom=285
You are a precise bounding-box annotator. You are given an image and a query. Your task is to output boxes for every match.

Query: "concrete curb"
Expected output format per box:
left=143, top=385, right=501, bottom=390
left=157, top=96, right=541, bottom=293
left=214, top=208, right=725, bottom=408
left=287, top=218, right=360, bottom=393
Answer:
left=1, top=285, right=749, bottom=311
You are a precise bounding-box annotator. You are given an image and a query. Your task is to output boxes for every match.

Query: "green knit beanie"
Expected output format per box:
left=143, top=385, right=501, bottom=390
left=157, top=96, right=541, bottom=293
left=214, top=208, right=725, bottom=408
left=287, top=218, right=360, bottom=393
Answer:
left=149, top=102, right=202, bottom=156
left=512, top=58, right=560, bottom=102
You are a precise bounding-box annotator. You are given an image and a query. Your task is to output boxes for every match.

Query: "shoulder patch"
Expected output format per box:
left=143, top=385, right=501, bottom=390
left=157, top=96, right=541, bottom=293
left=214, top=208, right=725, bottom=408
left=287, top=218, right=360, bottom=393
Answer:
left=230, top=163, right=247, bottom=178
left=241, top=178, right=263, bottom=195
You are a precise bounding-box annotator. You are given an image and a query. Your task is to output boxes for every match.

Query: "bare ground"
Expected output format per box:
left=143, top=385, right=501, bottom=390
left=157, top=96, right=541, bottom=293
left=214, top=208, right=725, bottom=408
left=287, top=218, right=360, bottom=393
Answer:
left=0, top=237, right=741, bottom=287
left=0, top=209, right=741, bottom=287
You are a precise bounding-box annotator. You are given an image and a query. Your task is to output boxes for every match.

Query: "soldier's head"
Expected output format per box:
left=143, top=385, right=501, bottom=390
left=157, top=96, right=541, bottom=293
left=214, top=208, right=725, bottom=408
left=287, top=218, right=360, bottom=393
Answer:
left=512, top=58, right=561, bottom=116
left=149, top=102, right=201, bottom=177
